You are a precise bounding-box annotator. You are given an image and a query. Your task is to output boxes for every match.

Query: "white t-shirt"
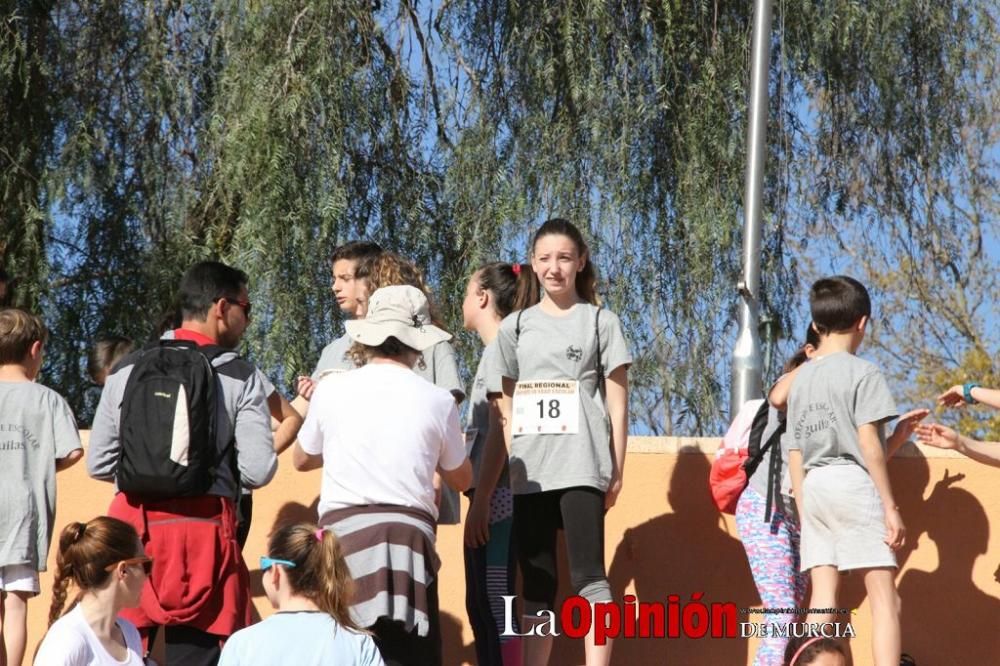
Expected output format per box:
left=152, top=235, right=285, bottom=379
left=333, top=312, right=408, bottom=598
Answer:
left=298, top=363, right=467, bottom=519
left=35, top=605, right=145, bottom=666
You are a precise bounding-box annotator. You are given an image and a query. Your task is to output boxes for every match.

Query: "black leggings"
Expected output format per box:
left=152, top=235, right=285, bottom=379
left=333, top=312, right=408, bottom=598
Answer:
left=513, top=487, right=611, bottom=612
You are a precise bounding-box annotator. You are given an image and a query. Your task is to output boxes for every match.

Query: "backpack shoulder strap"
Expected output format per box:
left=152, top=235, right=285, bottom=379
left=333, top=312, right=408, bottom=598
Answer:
left=746, top=400, right=771, bottom=457
left=595, top=307, right=606, bottom=399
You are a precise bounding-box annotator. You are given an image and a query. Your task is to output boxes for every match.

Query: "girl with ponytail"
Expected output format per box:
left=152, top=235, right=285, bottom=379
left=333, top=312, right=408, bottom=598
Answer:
left=218, top=523, right=383, bottom=666
left=35, top=517, right=148, bottom=665
left=493, top=218, right=632, bottom=666
left=460, top=261, right=538, bottom=665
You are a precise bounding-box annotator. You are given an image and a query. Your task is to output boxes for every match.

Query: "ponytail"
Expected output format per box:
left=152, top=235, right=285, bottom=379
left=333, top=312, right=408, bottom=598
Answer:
left=314, top=529, right=360, bottom=631
left=267, top=523, right=365, bottom=633
left=475, top=262, right=540, bottom=319
left=49, top=518, right=138, bottom=626
left=781, top=324, right=822, bottom=374
left=531, top=218, right=600, bottom=305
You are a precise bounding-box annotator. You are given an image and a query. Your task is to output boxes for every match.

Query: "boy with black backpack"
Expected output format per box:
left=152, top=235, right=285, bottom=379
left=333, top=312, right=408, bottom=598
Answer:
left=88, top=261, right=276, bottom=666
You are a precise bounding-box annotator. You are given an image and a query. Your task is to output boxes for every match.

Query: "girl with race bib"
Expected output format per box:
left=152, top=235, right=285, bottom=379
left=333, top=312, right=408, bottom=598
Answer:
left=461, top=261, right=538, bottom=666
left=493, top=219, right=631, bottom=666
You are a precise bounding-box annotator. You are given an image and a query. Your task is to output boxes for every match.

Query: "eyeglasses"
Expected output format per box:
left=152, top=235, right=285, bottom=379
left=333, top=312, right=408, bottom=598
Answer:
left=224, top=297, right=252, bottom=319
left=106, top=557, right=153, bottom=576
left=259, top=556, right=296, bottom=572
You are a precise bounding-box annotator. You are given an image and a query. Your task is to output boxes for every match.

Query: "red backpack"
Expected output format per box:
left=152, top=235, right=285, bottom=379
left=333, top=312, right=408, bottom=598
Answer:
left=709, top=399, right=778, bottom=515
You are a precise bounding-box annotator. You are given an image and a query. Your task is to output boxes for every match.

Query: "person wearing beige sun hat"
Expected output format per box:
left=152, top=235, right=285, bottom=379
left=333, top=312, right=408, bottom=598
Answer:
left=343, top=284, right=451, bottom=358
left=292, top=284, right=472, bottom=666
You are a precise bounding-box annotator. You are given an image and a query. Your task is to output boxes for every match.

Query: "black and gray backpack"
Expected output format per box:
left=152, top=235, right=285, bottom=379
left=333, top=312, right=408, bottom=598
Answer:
left=116, top=339, right=233, bottom=499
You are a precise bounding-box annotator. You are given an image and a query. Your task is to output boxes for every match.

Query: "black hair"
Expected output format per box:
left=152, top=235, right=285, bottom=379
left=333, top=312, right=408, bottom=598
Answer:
left=331, top=241, right=383, bottom=266
left=474, top=262, right=540, bottom=319
left=178, top=261, right=249, bottom=321
left=809, top=275, right=871, bottom=335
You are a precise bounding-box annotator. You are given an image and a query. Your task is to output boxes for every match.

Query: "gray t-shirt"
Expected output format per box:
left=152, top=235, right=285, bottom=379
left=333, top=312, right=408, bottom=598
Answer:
left=466, top=341, right=508, bottom=491
left=786, top=352, right=898, bottom=472
left=415, top=341, right=465, bottom=403
left=312, top=334, right=354, bottom=379
left=492, top=303, right=632, bottom=494
left=418, top=341, right=464, bottom=523
left=0, top=381, right=81, bottom=570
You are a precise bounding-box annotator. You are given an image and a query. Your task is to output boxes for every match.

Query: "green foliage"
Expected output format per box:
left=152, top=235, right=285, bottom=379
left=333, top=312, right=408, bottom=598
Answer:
left=0, top=0, right=996, bottom=433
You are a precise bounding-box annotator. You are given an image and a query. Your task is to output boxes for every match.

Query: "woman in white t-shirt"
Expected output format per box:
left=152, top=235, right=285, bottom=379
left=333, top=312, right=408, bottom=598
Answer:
left=35, top=517, right=150, bottom=666
left=293, top=285, right=472, bottom=666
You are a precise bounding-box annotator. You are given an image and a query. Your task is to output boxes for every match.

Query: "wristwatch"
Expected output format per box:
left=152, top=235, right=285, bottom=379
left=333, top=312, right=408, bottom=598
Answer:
left=963, top=382, right=980, bottom=404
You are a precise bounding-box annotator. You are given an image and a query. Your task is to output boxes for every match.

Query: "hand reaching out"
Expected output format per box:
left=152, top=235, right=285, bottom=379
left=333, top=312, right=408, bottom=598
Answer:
left=892, top=408, right=930, bottom=443
left=914, top=423, right=961, bottom=451
left=937, top=384, right=969, bottom=408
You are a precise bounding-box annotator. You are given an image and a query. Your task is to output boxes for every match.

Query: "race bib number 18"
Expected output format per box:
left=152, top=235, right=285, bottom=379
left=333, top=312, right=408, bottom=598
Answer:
left=512, top=380, right=580, bottom=434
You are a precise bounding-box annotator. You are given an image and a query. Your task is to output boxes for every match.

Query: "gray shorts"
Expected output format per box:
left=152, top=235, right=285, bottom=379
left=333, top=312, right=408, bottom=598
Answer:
left=800, top=464, right=897, bottom=573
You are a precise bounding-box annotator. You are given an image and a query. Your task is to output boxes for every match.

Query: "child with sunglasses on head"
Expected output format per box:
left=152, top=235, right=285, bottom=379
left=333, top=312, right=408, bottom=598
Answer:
left=35, top=517, right=150, bottom=665
left=218, top=523, right=383, bottom=666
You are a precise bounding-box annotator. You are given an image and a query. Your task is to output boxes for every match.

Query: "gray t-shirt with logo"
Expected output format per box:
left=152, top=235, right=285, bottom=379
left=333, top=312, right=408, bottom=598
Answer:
left=0, top=381, right=81, bottom=570
left=786, top=352, right=898, bottom=472
left=492, top=303, right=632, bottom=495
left=466, top=341, right=508, bottom=491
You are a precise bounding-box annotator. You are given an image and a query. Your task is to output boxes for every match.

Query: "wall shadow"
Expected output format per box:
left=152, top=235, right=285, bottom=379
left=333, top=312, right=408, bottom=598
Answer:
left=896, top=479, right=1000, bottom=662
left=441, top=610, right=477, bottom=665
left=604, top=449, right=756, bottom=665
left=838, top=453, right=933, bottom=635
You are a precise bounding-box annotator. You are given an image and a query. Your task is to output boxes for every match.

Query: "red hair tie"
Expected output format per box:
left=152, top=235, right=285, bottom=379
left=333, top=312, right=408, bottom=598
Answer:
left=512, top=263, right=521, bottom=276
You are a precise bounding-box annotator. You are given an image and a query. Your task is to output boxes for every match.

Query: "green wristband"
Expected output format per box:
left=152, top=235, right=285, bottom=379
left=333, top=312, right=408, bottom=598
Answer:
left=963, top=382, right=980, bottom=404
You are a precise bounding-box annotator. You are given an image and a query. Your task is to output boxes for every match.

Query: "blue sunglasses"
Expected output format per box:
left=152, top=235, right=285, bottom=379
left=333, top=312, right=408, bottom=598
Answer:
left=260, top=556, right=297, bottom=572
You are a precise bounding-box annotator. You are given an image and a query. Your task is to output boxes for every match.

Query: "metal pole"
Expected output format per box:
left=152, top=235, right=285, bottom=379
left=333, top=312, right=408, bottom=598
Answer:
left=730, top=0, right=773, bottom=420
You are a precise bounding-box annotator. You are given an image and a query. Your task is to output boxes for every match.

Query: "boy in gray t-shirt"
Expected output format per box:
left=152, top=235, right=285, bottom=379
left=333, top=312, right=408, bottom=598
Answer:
left=0, top=309, right=83, bottom=666
left=786, top=276, right=925, bottom=666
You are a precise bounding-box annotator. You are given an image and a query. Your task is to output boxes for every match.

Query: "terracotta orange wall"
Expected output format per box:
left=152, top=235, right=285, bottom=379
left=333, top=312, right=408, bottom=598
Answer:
left=26, top=434, right=1000, bottom=665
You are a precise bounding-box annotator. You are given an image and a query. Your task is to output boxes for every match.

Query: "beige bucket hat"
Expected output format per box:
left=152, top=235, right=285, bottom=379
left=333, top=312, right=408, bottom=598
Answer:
left=345, top=285, right=452, bottom=351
